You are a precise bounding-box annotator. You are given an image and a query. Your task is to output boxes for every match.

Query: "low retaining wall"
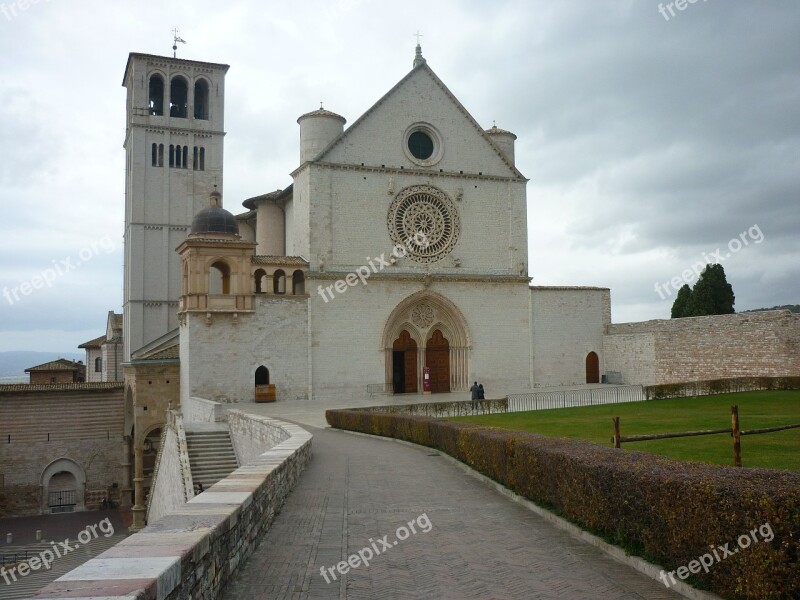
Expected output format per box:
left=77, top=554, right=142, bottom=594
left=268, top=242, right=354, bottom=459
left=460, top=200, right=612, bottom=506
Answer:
left=33, top=414, right=312, bottom=600
left=228, top=409, right=291, bottom=466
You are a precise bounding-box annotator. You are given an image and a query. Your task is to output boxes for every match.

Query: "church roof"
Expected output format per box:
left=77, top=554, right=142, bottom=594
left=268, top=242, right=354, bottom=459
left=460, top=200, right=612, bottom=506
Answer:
left=141, top=345, right=180, bottom=360
left=306, top=60, right=526, bottom=180
left=190, top=206, right=240, bottom=236
left=242, top=189, right=284, bottom=210
left=297, top=108, right=346, bottom=124
left=79, top=335, right=106, bottom=349
left=0, top=382, right=123, bottom=394
left=252, top=255, right=309, bottom=266
left=486, top=125, right=517, bottom=139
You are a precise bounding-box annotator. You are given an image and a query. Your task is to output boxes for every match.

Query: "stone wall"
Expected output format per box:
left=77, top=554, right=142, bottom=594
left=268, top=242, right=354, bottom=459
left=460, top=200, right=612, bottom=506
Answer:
left=183, top=395, right=228, bottom=423
left=530, top=287, right=612, bottom=386
left=228, top=409, right=291, bottom=466
left=33, top=415, right=312, bottom=600
left=180, top=295, right=309, bottom=406
left=604, top=310, right=800, bottom=385
left=145, top=412, right=193, bottom=524
left=0, top=384, right=125, bottom=517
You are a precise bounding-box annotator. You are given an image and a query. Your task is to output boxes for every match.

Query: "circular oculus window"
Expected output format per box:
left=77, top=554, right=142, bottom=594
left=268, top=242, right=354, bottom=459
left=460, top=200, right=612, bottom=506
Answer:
left=403, top=124, right=443, bottom=166
left=387, top=185, right=460, bottom=263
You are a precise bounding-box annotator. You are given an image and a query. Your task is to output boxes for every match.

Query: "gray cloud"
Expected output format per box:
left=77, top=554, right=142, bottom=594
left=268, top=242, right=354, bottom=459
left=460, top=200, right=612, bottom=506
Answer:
left=0, top=0, right=797, bottom=350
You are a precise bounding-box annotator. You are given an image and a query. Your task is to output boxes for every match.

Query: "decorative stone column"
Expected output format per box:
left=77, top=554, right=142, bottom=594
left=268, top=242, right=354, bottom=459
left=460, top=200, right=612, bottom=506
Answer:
left=131, top=445, right=145, bottom=530
left=120, top=435, right=133, bottom=508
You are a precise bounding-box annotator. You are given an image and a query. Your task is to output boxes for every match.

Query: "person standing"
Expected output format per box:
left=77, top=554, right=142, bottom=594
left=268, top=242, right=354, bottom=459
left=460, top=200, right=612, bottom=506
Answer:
left=478, top=383, right=485, bottom=400
left=470, top=381, right=479, bottom=408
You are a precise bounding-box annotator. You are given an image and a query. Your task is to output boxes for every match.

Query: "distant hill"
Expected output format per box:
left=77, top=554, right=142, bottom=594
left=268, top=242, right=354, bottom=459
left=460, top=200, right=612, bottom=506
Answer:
left=742, top=305, right=800, bottom=314
left=0, top=351, right=84, bottom=380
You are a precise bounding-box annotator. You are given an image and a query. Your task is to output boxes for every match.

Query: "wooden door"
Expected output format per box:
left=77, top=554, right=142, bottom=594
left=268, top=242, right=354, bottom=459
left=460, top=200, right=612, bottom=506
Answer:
left=426, top=329, right=450, bottom=393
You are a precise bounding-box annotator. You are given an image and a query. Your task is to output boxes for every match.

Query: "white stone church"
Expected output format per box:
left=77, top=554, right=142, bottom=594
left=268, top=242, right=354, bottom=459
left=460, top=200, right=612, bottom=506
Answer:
left=119, top=45, right=798, bottom=407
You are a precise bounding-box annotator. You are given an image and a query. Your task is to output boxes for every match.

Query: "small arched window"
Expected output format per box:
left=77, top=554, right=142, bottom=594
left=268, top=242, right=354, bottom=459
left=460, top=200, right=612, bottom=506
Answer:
left=254, top=269, right=267, bottom=293
left=158, top=144, right=164, bottom=167
left=151, top=143, right=158, bottom=166
left=148, top=74, right=164, bottom=116
left=94, top=357, right=102, bottom=373
left=255, top=366, right=269, bottom=386
left=273, top=270, right=286, bottom=294
left=169, top=144, right=175, bottom=168
left=209, top=261, right=231, bottom=295
left=292, top=270, right=305, bottom=295
left=194, top=79, right=209, bottom=120
left=182, top=146, right=189, bottom=169
left=199, top=147, right=205, bottom=171
left=169, top=76, right=188, bottom=118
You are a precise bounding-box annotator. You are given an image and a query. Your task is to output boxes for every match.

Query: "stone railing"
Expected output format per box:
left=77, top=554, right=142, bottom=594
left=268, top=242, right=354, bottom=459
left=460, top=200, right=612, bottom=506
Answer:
left=182, top=395, right=229, bottom=423
left=33, top=413, right=312, bottom=600
left=146, top=409, right=194, bottom=523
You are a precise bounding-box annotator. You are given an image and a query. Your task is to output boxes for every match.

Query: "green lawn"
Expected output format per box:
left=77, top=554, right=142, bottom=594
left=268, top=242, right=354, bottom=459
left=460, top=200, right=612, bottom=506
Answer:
left=453, top=391, right=800, bottom=471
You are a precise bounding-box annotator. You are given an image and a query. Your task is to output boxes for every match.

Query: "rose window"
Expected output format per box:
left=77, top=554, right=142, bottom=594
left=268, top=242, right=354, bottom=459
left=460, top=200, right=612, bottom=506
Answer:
left=387, top=185, right=460, bottom=263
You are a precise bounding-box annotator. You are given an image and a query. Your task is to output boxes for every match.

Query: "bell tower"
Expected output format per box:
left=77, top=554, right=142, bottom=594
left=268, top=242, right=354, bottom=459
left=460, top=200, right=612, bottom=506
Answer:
left=121, top=52, right=230, bottom=360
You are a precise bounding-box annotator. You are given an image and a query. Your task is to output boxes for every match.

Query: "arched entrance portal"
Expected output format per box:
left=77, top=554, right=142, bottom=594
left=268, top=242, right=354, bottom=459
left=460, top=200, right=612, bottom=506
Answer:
left=41, top=458, right=86, bottom=513
left=392, top=330, right=418, bottom=393
left=382, top=292, right=470, bottom=394
left=586, top=351, right=600, bottom=384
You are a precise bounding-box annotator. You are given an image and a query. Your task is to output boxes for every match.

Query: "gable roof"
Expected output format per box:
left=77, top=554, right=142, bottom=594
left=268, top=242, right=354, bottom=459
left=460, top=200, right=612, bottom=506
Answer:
left=310, top=62, right=525, bottom=180
left=25, top=359, right=85, bottom=373
left=79, top=335, right=106, bottom=349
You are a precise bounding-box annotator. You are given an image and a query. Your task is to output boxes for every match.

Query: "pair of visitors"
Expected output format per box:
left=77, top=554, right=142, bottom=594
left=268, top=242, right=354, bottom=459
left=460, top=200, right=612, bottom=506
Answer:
left=469, top=382, right=486, bottom=408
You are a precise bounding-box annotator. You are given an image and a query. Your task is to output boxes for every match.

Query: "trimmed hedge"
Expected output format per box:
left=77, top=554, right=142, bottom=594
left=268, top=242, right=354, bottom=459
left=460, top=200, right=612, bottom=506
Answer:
left=326, top=409, right=800, bottom=600
left=645, top=376, right=800, bottom=400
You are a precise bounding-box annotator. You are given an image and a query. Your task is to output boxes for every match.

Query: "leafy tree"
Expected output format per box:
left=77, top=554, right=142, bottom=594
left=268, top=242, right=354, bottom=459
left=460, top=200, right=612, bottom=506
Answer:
left=671, top=284, right=692, bottom=318
left=683, top=264, right=735, bottom=317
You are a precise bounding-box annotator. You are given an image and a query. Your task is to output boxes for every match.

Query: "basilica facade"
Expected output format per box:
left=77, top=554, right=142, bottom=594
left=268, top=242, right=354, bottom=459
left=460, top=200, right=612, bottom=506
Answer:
left=118, top=46, right=610, bottom=408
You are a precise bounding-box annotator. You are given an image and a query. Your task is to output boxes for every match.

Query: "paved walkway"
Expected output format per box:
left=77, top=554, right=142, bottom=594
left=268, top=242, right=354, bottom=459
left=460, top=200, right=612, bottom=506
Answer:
left=222, top=423, right=682, bottom=600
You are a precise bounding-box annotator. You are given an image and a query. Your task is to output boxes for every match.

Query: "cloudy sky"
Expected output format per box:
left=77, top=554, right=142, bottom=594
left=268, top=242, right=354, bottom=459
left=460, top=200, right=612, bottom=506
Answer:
left=0, top=0, right=798, bottom=353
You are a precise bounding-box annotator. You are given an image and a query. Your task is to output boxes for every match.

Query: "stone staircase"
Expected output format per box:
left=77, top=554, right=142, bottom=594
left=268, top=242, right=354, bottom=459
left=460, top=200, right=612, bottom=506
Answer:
left=185, top=430, right=238, bottom=489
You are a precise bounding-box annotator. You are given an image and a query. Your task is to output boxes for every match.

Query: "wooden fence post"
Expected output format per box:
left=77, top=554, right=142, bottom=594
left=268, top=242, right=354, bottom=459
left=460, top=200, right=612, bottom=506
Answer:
left=731, top=405, right=742, bottom=467
left=613, top=417, right=621, bottom=449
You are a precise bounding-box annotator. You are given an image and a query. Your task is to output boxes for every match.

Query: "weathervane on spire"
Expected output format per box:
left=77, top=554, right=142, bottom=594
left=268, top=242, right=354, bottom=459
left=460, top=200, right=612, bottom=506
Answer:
left=414, top=30, right=423, bottom=45
left=172, top=27, right=187, bottom=58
